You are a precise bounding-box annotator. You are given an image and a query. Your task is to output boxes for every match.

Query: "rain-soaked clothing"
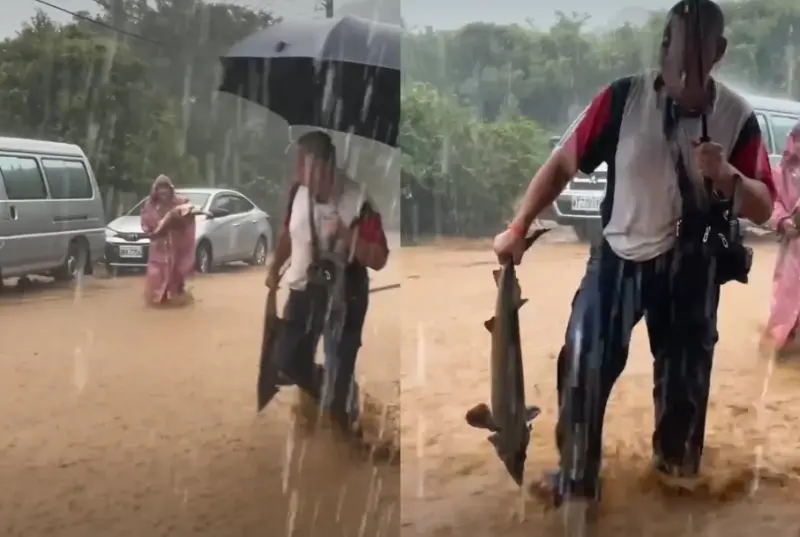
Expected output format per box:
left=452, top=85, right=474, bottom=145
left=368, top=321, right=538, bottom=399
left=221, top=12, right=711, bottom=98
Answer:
left=764, top=127, right=800, bottom=351
left=277, top=181, right=387, bottom=424
left=554, top=73, right=774, bottom=497
left=140, top=175, right=196, bottom=305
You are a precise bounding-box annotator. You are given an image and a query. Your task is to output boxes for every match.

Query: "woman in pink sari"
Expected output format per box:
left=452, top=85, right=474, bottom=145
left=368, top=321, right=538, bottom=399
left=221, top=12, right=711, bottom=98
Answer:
left=140, top=175, right=201, bottom=306
left=763, top=122, right=800, bottom=356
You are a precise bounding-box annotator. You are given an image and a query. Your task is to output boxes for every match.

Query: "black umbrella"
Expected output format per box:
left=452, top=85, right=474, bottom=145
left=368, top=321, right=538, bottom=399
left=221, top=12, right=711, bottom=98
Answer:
left=219, top=15, right=402, bottom=147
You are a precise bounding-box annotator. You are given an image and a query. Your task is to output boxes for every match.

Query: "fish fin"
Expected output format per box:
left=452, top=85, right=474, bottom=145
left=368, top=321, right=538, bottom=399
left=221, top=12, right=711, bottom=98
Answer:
left=516, top=297, right=528, bottom=310
left=525, top=405, right=541, bottom=423
left=487, top=433, right=499, bottom=448
left=523, top=228, right=551, bottom=250
left=484, top=317, right=495, bottom=332
left=492, top=269, right=501, bottom=286
left=466, top=403, right=499, bottom=431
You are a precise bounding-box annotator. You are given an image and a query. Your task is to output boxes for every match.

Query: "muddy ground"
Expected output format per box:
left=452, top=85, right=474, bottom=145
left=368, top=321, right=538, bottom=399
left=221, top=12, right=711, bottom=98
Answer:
left=0, top=265, right=399, bottom=537
left=2, top=237, right=799, bottom=537
left=400, top=238, right=800, bottom=537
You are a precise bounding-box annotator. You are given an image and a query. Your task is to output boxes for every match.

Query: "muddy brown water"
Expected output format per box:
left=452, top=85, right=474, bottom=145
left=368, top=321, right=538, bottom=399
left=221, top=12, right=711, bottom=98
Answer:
left=3, top=241, right=800, bottom=537
left=401, top=241, right=800, bottom=537
left=0, top=266, right=399, bottom=537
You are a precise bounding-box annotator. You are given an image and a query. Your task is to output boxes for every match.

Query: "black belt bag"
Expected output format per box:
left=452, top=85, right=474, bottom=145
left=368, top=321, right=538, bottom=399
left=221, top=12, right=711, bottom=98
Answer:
left=665, top=98, right=751, bottom=287
left=675, top=203, right=752, bottom=285
left=671, top=139, right=752, bottom=286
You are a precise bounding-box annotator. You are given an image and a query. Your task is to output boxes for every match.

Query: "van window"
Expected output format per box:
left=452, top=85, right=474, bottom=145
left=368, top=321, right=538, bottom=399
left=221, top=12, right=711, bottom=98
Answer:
left=0, top=156, right=47, bottom=200
left=770, top=114, right=800, bottom=151
left=42, top=159, right=93, bottom=199
left=755, top=113, right=772, bottom=154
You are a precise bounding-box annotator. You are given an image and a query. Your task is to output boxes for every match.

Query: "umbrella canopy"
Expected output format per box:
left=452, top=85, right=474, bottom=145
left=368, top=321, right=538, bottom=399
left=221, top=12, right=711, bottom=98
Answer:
left=219, top=15, right=402, bottom=147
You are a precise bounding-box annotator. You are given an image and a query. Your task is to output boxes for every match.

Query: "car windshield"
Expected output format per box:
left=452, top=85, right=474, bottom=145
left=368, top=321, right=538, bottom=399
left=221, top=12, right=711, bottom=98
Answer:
left=127, top=192, right=210, bottom=216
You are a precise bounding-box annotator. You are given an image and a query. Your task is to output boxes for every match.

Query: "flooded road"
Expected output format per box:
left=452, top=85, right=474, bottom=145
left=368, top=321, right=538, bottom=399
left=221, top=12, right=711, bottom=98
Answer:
left=5, top=240, right=800, bottom=537
left=401, top=239, right=800, bottom=536
left=0, top=267, right=399, bottom=537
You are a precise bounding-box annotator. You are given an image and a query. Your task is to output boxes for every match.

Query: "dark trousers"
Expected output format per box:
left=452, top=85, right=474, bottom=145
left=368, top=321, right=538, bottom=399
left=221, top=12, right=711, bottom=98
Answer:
left=324, top=274, right=369, bottom=419
left=556, top=242, right=719, bottom=495
left=276, top=274, right=369, bottom=420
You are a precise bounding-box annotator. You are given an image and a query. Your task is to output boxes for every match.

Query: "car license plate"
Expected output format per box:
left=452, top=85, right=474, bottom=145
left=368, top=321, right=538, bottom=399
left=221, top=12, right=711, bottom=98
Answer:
left=119, top=245, right=143, bottom=258
left=571, top=196, right=601, bottom=211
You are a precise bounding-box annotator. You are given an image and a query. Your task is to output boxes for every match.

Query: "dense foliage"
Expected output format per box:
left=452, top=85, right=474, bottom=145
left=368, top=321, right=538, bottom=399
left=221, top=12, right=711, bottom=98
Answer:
left=401, top=0, right=800, bottom=239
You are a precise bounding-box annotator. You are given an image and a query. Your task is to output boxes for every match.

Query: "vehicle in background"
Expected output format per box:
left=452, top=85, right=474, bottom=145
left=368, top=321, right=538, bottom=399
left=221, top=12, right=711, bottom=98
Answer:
left=549, top=93, right=800, bottom=242
left=0, top=137, right=106, bottom=284
left=104, top=187, right=272, bottom=274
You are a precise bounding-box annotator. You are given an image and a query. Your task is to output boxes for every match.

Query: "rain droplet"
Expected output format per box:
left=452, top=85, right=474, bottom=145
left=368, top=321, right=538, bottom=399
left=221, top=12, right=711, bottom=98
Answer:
left=73, top=346, right=87, bottom=394
left=416, top=414, right=426, bottom=498
left=416, top=323, right=426, bottom=385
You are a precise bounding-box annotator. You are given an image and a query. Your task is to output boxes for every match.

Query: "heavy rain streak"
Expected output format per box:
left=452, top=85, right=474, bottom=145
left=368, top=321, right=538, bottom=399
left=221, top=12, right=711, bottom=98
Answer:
left=0, top=0, right=799, bottom=536
left=400, top=0, right=800, bottom=535
left=0, top=0, right=400, bottom=536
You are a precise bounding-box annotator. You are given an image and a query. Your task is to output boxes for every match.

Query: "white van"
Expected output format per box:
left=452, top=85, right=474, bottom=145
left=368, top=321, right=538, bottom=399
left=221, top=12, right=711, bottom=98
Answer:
left=0, top=137, right=106, bottom=283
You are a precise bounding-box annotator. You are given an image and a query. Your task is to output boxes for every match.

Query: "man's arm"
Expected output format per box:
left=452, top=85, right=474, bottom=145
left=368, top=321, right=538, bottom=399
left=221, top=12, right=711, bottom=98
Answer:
left=511, top=81, right=619, bottom=232
left=722, top=113, right=776, bottom=225
left=268, top=184, right=299, bottom=281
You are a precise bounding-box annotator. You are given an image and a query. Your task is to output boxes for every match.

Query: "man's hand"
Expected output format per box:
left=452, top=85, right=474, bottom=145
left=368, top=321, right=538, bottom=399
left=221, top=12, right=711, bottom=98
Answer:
left=493, top=224, right=527, bottom=265
left=693, top=140, right=736, bottom=195
left=324, top=215, right=352, bottom=243
left=265, top=266, right=280, bottom=289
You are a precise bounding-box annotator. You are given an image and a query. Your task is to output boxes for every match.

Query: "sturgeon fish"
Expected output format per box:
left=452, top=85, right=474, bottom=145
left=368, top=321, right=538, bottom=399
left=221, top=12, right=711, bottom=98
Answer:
left=465, top=228, right=549, bottom=485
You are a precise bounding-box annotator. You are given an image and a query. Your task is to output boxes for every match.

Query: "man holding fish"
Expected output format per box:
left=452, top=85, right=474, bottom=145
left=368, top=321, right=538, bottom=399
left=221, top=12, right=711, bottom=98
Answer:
left=266, top=130, right=389, bottom=434
left=493, top=0, right=774, bottom=509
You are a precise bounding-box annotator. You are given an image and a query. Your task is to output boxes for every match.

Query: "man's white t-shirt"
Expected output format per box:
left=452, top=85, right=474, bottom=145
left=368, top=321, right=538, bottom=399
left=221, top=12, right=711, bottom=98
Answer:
left=284, top=180, right=364, bottom=291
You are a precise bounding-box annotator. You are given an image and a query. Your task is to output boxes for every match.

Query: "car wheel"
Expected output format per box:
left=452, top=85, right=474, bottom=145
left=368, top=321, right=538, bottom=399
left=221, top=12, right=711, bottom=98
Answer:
left=573, top=221, right=603, bottom=244
left=195, top=241, right=212, bottom=274
left=54, top=239, right=88, bottom=282
left=248, top=236, right=268, bottom=266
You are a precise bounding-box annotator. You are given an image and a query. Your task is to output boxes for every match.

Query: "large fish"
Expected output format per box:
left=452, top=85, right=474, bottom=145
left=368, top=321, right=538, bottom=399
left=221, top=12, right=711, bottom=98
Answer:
left=256, top=286, right=325, bottom=412
left=465, top=228, right=549, bottom=486
left=257, top=286, right=284, bottom=411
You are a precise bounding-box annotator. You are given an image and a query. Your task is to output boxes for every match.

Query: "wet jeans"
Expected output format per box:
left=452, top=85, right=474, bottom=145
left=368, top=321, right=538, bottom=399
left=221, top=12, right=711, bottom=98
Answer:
left=555, top=242, right=719, bottom=497
left=322, top=274, right=369, bottom=422
left=276, top=275, right=368, bottom=424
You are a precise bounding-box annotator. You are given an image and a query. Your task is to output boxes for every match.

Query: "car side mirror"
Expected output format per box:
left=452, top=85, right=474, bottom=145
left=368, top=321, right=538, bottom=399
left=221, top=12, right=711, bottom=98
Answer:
left=549, top=135, right=561, bottom=150
left=208, top=208, right=229, bottom=218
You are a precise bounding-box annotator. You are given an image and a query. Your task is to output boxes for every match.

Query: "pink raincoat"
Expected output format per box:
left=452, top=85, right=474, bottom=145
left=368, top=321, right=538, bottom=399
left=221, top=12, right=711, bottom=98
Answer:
left=140, top=175, right=196, bottom=305
left=764, top=126, right=800, bottom=349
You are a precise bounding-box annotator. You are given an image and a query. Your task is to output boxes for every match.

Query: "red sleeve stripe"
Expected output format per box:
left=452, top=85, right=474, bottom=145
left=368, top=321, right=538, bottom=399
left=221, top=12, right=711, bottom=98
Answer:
left=562, top=85, right=613, bottom=170
left=357, top=210, right=387, bottom=247
left=729, top=113, right=776, bottom=201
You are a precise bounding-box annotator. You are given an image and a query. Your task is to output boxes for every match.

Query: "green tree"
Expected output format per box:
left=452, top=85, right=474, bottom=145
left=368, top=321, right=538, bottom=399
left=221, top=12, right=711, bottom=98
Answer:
left=401, top=0, right=800, bottom=241
left=0, top=11, right=196, bottom=212
left=89, top=0, right=282, bottom=202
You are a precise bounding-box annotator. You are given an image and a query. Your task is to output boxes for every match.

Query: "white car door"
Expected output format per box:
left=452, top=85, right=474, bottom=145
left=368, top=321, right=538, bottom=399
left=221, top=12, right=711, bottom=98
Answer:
left=206, top=194, right=240, bottom=262
left=230, top=194, right=259, bottom=260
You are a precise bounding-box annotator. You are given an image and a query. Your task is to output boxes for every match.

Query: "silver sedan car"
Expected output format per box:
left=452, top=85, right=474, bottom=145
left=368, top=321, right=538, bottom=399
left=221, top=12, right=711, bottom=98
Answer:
left=104, top=187, right=272, bottom=273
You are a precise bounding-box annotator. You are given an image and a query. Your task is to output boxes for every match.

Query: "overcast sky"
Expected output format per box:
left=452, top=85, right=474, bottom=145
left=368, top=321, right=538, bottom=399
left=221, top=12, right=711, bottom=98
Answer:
left=1, top=0, right=685, bottom=40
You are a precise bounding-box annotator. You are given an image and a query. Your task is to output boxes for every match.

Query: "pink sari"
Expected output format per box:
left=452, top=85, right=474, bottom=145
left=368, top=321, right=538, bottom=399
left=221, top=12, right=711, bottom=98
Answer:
left=764, top=128, right=800, bottom=350
left=140, top=176, right=196, bottom=305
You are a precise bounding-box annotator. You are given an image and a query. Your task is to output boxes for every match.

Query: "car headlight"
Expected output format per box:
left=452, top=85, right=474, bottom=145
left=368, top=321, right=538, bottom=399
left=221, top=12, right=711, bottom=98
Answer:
left=105, top=228, right=117, bottom=238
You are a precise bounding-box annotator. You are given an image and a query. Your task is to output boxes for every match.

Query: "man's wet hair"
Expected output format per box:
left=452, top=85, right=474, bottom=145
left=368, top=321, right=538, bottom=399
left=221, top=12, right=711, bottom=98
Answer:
left=297, top=130, right=336, bottom=167
left=664, top=0, right=725, bottom=41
